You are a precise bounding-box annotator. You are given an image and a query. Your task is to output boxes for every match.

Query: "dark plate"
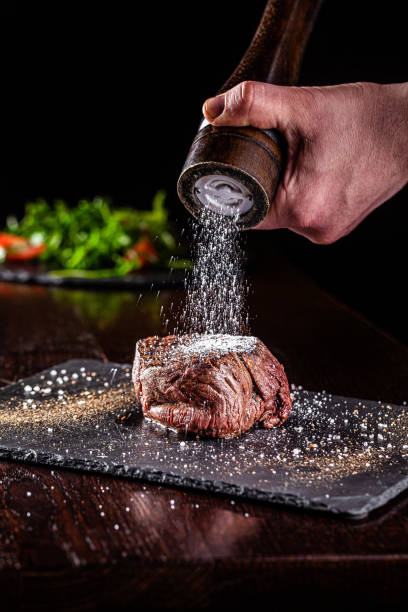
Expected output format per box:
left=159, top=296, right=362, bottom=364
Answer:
left=0, top=263, right=186, bottom=289
left=1, top=359, right=408, bottom=518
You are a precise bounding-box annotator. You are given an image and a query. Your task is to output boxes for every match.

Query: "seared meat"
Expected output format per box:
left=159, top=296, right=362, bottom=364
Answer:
left=132, top=334, right=292, bottom=438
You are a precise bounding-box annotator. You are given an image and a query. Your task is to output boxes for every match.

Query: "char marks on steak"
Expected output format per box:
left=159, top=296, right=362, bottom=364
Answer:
left=132, top=335, right=292, bottom=438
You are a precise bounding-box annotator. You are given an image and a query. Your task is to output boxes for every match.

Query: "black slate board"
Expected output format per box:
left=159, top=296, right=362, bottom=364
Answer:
left=0, top=359, right=407, bottom=519
left=0, top=264, right=185, bottom=289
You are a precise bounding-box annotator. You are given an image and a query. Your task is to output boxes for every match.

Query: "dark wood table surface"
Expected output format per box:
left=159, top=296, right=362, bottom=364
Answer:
left=1, top=254, right=408, bottom=610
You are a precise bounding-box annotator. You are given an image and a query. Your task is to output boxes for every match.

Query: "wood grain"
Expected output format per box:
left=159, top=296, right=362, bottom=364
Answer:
left=1, top=258, right=408, bottom=609
left=221, top=0, right=323, bottom=91
left=177, top=0, right=323, bottom=230
left=0, top=283, right=105, bottom=383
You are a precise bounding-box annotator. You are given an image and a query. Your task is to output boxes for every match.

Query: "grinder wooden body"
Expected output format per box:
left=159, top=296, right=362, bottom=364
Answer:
left=177, top=0, right=322, bottom=229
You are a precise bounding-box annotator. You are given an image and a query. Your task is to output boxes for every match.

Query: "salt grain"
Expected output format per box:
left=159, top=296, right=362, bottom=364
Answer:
left=177, top=334, right=257, bottom=360
left=176, top=208, right=249, bottom=335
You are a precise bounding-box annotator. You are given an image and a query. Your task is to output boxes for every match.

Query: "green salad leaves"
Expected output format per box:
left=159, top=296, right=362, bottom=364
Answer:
left=4, top=191, right=190, bottom=276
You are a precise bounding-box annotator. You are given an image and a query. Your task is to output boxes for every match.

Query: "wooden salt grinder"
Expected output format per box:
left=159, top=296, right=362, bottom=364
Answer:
left=177, top=0, right=322, bottom=229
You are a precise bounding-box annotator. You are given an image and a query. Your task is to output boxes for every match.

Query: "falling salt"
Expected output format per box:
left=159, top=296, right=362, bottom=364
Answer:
left=177, top=208, right=249, bottom=335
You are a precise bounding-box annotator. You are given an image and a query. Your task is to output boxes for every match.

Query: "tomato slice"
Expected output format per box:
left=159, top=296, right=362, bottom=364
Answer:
left=6, top=243, right=47, bottom=261
left=0, top=232, right=28, bottom=248
left=0, top=232, right=47, bottom=261
left=124, top=236, right=158, bottom=267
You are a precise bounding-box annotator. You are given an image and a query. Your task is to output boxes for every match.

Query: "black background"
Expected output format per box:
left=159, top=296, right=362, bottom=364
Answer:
left=1, top=2, right=407, bottom=343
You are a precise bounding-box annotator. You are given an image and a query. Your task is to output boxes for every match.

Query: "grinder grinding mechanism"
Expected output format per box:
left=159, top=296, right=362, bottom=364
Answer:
left=177, top=0, right=322, bottom=230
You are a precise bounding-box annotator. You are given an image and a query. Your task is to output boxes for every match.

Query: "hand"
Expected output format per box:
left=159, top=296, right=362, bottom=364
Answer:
left=203, top=81, right=408, bottom=243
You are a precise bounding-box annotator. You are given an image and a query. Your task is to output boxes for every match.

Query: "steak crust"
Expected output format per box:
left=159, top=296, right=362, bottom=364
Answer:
left=132, top=335, right=292, bottom=438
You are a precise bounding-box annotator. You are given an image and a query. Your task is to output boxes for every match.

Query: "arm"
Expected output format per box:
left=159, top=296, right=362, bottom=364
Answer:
left=203, top=81, right=408, bottom=243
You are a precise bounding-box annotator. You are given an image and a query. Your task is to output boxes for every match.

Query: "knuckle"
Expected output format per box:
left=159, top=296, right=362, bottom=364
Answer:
left=240, top=80, right=256, bottom=103
left=225, top=80, right=257, bottom=120
left=240, top=80, right=256, bottom=118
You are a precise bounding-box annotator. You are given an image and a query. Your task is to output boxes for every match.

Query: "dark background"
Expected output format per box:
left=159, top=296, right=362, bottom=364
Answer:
left=1, top=2, right=407, bottom=343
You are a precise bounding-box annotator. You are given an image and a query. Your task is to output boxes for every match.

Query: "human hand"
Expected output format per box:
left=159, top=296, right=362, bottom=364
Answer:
left=203, top=81, right=408, bottom=243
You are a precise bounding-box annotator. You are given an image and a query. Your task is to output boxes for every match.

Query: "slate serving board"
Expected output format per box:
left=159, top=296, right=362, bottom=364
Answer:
left=0, top=264, right=185, bottom=289
left=0, top=359, right=407, bottom=519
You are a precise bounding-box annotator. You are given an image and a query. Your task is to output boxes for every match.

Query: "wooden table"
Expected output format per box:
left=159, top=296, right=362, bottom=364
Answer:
left=1, top=254, right=408, bottom=610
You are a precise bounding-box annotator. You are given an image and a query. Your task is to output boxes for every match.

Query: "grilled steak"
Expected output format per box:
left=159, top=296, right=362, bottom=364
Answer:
left=132, top=334, right=292, bottom=438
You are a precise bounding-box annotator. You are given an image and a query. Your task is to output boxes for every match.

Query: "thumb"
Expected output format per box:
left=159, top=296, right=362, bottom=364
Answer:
left=202, top=81, right=295, bottom=131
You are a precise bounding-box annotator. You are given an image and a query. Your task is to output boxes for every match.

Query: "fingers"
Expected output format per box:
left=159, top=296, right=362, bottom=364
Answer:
left=202, top=80, right=300, bottom=231
left=203, top=81, right=295, bottom=131
left=201, top=80, right=406, bottom=245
